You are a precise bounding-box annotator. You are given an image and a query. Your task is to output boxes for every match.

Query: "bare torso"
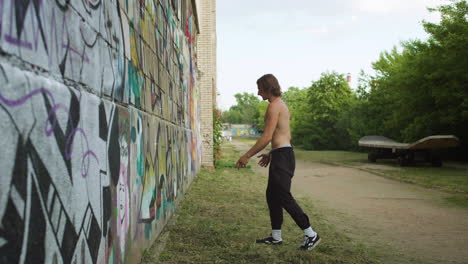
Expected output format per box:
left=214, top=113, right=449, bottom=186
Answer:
left=235, top=92, right=291, bottom=168
left=270, top=99, right=291, bottom=149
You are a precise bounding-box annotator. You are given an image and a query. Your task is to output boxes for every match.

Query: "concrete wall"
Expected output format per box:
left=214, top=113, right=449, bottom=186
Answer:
left=231, top=128, right=260, bottom=137
left=0, top=0, right=205, bottom=263
left=222, top=124, right=260, bottom=137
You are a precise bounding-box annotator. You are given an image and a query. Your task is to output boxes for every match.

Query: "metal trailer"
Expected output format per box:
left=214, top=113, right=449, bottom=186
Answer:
left=358, top=135, right=459, bottom=167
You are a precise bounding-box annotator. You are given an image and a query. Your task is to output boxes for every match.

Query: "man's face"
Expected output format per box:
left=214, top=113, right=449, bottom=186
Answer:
left=257, top=85, right=268, bottom=100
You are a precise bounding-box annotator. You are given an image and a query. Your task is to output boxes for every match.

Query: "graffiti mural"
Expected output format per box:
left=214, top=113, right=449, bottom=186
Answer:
left=109, top=105, right=131, bottom=262
left=0, top=64, right=112, bottom=263
left=233, top=128, right=260, bottom=137
left=0, top=0, right=125, bottom=99
left=0, top=0, right=202, bottom=263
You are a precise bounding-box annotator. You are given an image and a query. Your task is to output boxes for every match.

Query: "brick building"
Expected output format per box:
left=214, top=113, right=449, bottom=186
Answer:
left=198, top=0, right=218, bottom=167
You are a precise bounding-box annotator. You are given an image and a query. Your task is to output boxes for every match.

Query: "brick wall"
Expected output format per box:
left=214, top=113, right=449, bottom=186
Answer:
left=197, top=0, right=217, bottom=167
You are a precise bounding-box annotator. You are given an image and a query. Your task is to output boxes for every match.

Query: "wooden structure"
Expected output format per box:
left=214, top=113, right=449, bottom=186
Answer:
left=358, top=135, right=459, bottom=166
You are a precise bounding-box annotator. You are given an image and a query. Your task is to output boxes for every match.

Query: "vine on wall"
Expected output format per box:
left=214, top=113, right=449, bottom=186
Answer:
left=213, top=109, right=223, bottom=166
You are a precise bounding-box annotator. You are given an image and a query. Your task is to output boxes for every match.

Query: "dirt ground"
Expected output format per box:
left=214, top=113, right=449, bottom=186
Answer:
left=232, top=140, right=468, bottom=264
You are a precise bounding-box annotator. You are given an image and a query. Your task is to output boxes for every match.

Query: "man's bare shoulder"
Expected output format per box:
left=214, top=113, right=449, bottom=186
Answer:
left=269, top=98, right=286, bottom=109
left=269, top=99, right=289, bottom=112
left=266, top=100, right=280, bottom=112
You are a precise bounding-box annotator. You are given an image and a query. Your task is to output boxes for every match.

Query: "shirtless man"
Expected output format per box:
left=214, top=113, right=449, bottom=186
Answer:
left=235, top=74, right=321, bottom=250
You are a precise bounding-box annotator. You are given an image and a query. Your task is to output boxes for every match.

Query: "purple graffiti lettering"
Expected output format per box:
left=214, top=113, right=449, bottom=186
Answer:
left=82, top=150, right=99, bottom=177
left=0, top=0, right=4, bottom=38
left=1, top=0, right=47, bottom=52
left=5, top=0, right=33, bottom=49
left=0, top=88, right=54, bottom=106
left=65, top=128, right=83, bottom=160
left=0, top=88, right=99, bottom=178
left=66, top=128, right=99, bottom=177
left=62, top=44, right=90, bottom=63
left=4, top=35, right=33, bottom=49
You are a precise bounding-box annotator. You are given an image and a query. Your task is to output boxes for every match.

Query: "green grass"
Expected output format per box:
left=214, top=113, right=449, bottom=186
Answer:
left=294, top=150, right=368, bottom=165
left=142, top=142, right=381, bottom=264
left=233, top=136, right=259, bottom=145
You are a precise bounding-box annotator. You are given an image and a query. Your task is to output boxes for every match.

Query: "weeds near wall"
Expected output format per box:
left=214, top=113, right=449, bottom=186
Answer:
left=213, top=108, right=223, bottom=166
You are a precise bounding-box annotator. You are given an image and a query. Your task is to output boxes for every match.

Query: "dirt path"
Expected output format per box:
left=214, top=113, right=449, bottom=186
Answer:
left=231, top=140, right=468, bottom=264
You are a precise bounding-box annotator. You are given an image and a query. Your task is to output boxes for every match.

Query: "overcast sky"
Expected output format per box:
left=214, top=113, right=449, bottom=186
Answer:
left=216, top=0, right=448, bottom=110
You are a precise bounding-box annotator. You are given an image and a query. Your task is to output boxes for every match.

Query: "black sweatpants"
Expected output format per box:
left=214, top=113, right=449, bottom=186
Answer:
left=267, top=147, right=310, bottom=230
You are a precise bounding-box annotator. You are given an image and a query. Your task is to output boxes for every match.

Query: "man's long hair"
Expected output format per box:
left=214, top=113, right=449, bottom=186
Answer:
left=257, top=74, right=282, bottom=97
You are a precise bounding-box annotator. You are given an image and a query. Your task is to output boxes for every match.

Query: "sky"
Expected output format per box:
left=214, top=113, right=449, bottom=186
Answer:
left=216, top=0, right=448, bottom=110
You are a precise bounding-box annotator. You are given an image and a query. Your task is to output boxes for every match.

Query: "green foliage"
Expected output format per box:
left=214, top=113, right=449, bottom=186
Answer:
left=221, top=110, right=243, bottom=124
left=220, top=0, right=468, bottom=156
left=283, top=87, right=308, bottom=136
left=222, top=92, right=261, bottom=125
left=255, top=101, right=269, bottom=131
left=213, top=109, right=223, bottom=164
left=291, top=0, right=468, bottom=155
left=288, top=72, right=354, bottom=150
left=352, top=0, right=468, bottom=156
left=345, top=71, right=391, bottom=148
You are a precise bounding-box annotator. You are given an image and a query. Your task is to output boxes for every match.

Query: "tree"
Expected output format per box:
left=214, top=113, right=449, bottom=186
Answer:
left=347, top=0, right=468, bottom=157
left=345, top=71, right=383, bottom=147
left=292, top=72, right=354, bottom=150
left=221, top=110, right=243, bottom=124
left=367, top=0, right=468, bottom=142
left=283, top=87, right=308, bottom=140
left=222, top=92, right=260, bottom=125
left=255, top=101, right=269, bottom=131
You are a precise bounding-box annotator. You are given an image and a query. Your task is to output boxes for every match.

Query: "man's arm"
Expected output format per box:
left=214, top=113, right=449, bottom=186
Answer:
left=236, top=103, right=279, bottom=168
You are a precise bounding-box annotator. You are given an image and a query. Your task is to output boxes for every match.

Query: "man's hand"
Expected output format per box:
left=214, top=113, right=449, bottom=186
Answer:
left=235, top=155, right=249, bottom=169
left=257, top=153, right=271, bottom=167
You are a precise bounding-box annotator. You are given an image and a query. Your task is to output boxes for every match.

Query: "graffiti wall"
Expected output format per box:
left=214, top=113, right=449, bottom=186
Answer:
left=0, top=0, right=201, bottom=263
left=231, top=128, right=260, bottom=137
